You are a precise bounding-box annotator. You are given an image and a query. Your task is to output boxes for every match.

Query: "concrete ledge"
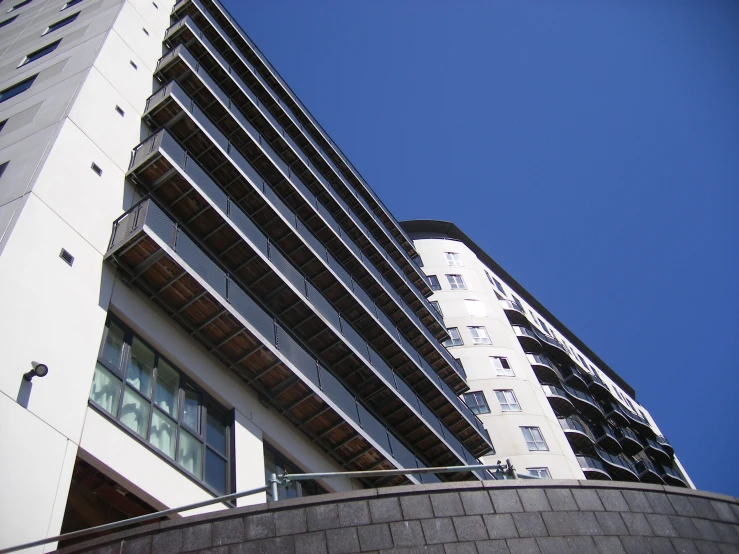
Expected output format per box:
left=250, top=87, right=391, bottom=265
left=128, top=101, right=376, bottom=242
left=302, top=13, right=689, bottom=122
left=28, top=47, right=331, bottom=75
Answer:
left=55, top=481, right=739, bottom=554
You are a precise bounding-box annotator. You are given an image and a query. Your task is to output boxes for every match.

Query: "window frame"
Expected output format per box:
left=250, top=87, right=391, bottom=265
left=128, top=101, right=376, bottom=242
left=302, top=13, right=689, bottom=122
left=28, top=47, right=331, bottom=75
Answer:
left=444, top=252, right=463, bottom=267
left=521, top=426, right=549, bottom=451
left=468, top=325, right=491, bottom=345
left=442, top=327, right=463, bottom=347
left=462, top=391, right=490, bottom=415
left=88, top=315, right=233, bottom=497
left=0, top=161, right=8, bottom=179
left=430, top=300, right=443, bottom=318
left=490, top=356, right=514, bottom=377
left=0, top=15, right=18, bottom=28
left=19, top=40, right=61, bottom=67
left=61, top=0, right=83, bottom=10
left=43, top=12, right=78, bottom=35
left=8, top=0, right=32, bottom=13
left=446, top=274, right=466, bottom=290
left=527, top=467, right=551, bottom=479
left=0, top=75, right=37, bottom=104
left=495, top=389, right=521, bottom=412
left=427, top=274, right=441, bottom=291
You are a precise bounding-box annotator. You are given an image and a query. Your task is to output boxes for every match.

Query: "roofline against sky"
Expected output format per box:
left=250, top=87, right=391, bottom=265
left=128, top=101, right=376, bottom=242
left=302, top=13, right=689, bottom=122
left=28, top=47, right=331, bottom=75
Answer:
left=400, top=219, right=636, bottom=399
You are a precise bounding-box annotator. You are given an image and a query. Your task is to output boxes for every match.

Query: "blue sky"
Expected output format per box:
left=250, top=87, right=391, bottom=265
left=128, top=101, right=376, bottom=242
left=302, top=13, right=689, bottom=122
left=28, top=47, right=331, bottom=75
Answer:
left=222, top=1, right=739, bottom=496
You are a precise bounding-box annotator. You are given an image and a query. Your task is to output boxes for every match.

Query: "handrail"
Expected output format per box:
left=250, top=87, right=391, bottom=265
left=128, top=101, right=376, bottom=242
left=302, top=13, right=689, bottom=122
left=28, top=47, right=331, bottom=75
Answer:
left=0, top=462, right=539, bottom=554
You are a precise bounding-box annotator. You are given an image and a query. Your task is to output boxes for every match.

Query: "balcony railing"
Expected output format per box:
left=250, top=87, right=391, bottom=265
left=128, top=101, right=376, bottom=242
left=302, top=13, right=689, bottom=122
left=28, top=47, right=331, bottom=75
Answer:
left=577, top=456, right=611, bottom=480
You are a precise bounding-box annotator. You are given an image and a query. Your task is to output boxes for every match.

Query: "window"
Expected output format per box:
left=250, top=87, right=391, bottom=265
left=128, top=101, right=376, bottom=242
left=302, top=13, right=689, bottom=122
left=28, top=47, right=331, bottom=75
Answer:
left=527, top=467, right=551, bottom=479
left=264, top=442, right=326, bottom=501
left=0, top=161, right=8, bottom=179
left=462, top=391, right=490, bottom=415
left=444, top=252, right=463, bottom=266
left=142, top=27, right=149, bottom=36
left=511, top=295, right=524, bottom=310
left=490, top=356, right=514, bottom=377
left=130, top=60, right=138, bottom=70
left=427, top=275, right=440, bottom=291
left=19, top=40, right=60, bottom=67
left=495, top=390, right=520, bottom=412
left=577, top=353, right=587, bottom=367
left=522, top=426, right=548, bottom=451
left=91, top=162, right=102, bottom=176
left=442, top=327, right=463, bottom=347
left=44, top=12, right=77, bottom=34
left=0, top=15, right=17, bottom=28
left=89, top=317, right=232, bottom=495
left=8, top=0, right=32, bottom=12
left=430, top=300, right=443, bottom=318
left=59, top=248, right=74, bottom=266
left=446, top=274, right=466, bottom=290
left=464, top=299, right=486, bottom=317
left=0, top=119, right=7, bottom=133
left=0, top=75, right=36, bottom=103
left=61, top=0, right=82, bottom=9
left=152, top=1, right=159, bottom=7
left=115, top=105, right=125, bottom=116
left=537, top=317, right=550, bottom=334
left=468, top=326, right=491, bottom=345
left=485, top=271, right=505, bottom=293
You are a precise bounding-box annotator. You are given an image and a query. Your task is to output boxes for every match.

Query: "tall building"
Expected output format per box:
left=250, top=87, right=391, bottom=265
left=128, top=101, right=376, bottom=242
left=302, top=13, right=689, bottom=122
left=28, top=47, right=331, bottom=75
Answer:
left=0, top=0, right=689, bottom=552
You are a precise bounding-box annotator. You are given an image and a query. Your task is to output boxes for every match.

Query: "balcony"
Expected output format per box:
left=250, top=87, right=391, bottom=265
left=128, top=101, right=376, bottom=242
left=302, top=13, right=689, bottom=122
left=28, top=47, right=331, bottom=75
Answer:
left=164, top=5, right=431, bottom=299
left=499, top=299, right=527, bottom=325
left=594, top=446, right=639, bottom=482
left=633, top=457, right=665, bottom=485
left=643, top=438, right=672, bottom=465
left=125, top=132, right=493, bottom=458
left=660, top=465, right=689, bottom=488
left=562, top=383, right=605, bottom=421
left=105, top=198, right=495, bottom=482
left=511, top=325, right=541, bottom=353
left=532, top=328, right=570, bottom=363
left=577, top=456, right=612, bottom=481
left=621, top=406, right=655, bottom=438
left=656, top=435, right=674, bottom=457
left=527, top=353, right=562, bottom=384
left=601, top=402, right=630, bottom=427
left=616, top=427, right=644, bottom=456
left=582, top=370, right=616, bottom=402
left=139, top=75, right=465, bottom=393
left=592, top=424, right=622, bottom=455
left=541, top=384, right=575, bottom=416
left=559, top=417, right=595, bottom=453
left=559, top=363, right=588, bottom=392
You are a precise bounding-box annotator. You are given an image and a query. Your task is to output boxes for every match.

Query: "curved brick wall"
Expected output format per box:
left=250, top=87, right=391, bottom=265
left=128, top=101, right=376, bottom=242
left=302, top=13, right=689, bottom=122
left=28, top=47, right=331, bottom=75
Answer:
left=57, top=481, right=739, bottom=554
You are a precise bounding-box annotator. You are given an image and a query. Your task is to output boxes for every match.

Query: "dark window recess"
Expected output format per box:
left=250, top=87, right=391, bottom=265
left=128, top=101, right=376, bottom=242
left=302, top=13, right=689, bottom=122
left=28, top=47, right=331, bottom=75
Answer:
left=45, top=12, right=77, bottom=34
left=152, top=1, right=158, bottom=7
left=20, top=40, right=60, bottom=66
left=0, top=119, right=7, bottom=133
left=0, top=161, right=8, bottom=179
left=61, top=0, right=82, bottom=10
left=115, top=105, right=124, bottom=116
left=0, top=15, right=18, bottom=28
left=129, top=60, right=137, bottom=70
left=0, top=75, right=36, bottom=104
left=8, top=0, right=32, bottom=12
left=91, top=162, right=102, bottom=176
left=89, top=316, right=233, bottom=495
left=264, top=442, right=326, bottom=501
left=142, top=27, right=148, bottom=35
left=59, top=248, right=74, bottom=266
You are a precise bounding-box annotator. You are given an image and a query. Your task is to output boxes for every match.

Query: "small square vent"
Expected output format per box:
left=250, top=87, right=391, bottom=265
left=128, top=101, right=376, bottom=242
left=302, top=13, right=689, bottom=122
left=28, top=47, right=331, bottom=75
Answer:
left=60, top=248, right=74, bottom=266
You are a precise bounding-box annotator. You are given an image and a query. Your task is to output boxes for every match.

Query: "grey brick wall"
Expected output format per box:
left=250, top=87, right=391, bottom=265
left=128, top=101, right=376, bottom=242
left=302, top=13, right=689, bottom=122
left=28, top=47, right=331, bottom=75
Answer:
left=56, top=481, right=739, bottom=554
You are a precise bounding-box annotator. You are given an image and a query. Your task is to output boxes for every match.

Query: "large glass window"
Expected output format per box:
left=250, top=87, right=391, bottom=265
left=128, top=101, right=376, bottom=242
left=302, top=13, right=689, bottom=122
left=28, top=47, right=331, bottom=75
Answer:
left=446, top=274, right=466, bottom=290
left=89, top=316, right=232, bottom=495
left=462, top=391, right=490, bottom=415
left=444, top=252, right=463, bottom=266
left=522, top=426, right=548, bottom=451
left=427, top=275, right=441, bottom=291
left=442, top=327, right=463, bottom=347
left=495, top=390, right=521, bottom=412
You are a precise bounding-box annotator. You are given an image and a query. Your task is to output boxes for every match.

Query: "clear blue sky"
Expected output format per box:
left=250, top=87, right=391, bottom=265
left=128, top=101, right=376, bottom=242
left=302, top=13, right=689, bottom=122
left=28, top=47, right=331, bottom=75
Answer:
left=222, top=0, right=739, bottom=496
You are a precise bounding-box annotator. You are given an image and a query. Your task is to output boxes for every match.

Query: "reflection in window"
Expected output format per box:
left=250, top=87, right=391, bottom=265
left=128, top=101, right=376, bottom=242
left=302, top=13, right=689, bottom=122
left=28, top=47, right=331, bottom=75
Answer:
left=89, top=316, right=231, bottom=495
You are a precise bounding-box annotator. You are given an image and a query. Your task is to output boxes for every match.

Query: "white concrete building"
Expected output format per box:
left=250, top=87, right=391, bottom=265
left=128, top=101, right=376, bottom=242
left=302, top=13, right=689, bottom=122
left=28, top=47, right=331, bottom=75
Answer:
left=0, top=2, right=690, bottom=552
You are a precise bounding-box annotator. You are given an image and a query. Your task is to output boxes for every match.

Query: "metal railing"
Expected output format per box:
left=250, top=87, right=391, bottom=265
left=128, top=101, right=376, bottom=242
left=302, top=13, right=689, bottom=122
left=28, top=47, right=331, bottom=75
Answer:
left=0, top=462, right=540, bottom=554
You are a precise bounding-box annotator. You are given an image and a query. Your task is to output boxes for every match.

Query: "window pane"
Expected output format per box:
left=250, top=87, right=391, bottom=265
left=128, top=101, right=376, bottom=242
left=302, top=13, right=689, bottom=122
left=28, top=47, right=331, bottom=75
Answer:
left=206, top=411, right=227, bottom=456
left=182, top=385, right=200, bottom=432
left=101, top=322, right=125, bottom=370
left=120, top=388, right=150, bottom=438
left=127, top=338, right=155, bottom=398
left=178, top=429, right=203, bottom=478
left=154, top=359, right=179, bottom=417
left=89, top=363, right=121, bottom=416
left=150, top=409, right=176, bottom=458
left=205, top=448, right=227, bottom=494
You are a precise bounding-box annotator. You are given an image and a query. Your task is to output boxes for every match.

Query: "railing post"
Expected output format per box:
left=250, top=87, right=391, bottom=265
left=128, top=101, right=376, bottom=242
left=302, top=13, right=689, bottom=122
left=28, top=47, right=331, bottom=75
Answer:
left=270, top=472, right=279, bottom=501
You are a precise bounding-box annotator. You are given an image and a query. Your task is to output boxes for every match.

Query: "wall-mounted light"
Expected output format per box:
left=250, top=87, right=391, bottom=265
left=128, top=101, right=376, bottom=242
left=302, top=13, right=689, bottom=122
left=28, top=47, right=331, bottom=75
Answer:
left=23, top=361, right=48, bottom=382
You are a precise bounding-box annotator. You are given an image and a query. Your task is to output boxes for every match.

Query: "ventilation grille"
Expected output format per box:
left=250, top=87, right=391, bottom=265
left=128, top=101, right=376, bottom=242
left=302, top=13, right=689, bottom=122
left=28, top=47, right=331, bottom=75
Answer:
left=59, top=248, right=74, bottom=266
